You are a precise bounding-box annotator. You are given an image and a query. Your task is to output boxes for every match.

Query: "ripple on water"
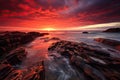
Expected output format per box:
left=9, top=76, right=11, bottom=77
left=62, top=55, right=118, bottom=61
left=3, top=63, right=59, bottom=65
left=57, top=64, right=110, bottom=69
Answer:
left=21, top=36, right=84, bottom=80
left=45, top=52, right=85, bottom=80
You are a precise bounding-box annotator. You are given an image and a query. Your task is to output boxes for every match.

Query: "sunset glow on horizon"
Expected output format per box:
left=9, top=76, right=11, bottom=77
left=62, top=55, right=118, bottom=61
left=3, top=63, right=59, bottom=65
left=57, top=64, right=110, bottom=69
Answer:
left=0, top=1, right=120, bottom=80
left=41, top=28, right=56, bottom=31
left=0, top=22, right=120, bottom=31
left=0, top=0, right=120, bottom=31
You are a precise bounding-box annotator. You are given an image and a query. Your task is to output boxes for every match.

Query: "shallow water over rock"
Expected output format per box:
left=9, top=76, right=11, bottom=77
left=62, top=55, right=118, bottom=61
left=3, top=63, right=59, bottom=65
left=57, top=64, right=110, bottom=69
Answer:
left=45, top=52, right=84, bottom=80
left=19, top=32, right=120, bottom=80
left=20, top=35, right=83, bottom=80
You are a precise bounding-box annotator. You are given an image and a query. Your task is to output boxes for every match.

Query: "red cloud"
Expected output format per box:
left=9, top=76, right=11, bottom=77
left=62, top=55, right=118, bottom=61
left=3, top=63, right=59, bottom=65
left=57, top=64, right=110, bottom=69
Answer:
left=18, top=4, right=31, bottom=11
left=0, top=0, right=120, bottom=31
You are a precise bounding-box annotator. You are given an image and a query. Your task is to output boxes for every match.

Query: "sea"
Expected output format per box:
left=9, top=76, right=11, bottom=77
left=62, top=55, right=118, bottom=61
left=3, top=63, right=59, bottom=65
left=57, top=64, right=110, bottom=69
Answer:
left=17, top=30, right=120, bottom=80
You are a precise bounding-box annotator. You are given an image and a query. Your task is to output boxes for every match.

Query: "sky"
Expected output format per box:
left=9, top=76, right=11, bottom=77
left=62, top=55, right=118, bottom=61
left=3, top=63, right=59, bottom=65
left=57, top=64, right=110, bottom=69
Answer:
left=0, top=0, right=120, bottom=31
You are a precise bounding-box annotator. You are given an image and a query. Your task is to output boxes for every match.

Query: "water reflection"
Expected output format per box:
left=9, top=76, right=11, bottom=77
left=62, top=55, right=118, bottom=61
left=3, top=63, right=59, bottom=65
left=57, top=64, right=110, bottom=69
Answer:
left=21, top=32, right=120, bottom=68
left=20, top=31, right=120, bottom=80
left=21, top=35, right=57, bottom=68
left=45, top=53, right=83, bottom=80
left=20, top=34, right=85, bottom=80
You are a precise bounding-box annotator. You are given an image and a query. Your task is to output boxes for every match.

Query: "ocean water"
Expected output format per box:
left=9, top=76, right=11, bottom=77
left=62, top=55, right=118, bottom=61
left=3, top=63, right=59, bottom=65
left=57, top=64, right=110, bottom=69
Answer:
left=21, top=31, right=120, bottom=80
left=48, top=31, right=120, bottom=42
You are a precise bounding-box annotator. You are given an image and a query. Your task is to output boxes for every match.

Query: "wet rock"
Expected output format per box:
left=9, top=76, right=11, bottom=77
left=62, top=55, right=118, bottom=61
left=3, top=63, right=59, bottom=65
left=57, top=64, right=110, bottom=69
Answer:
left=0, top=31, right=48, bottom=58
left=23, top=61, right=45, bottom=80
left=21, top=32, right=48, bottom=44
left=94, top=38, right=120, bottom=46
left=44, top=37, right=60, bottom=42
left=103, top=28, right=120, bottom=33
left=51, top=37, right=60, bottom=40
left=0, top=64, right=22, bottom=80
left=71, top=56, right=106, bottom=80
left=0, top=61, right=45, bottom=80
left=0, top=31, right=47, bottom=80
left=4, top=70, right=23, bottom=80
left=82, top=31, right=89, bottom=34
left=0, top=32, right=25, bottom=56
left=23, top=66, right=45, bottom=80
left=116, top=45, right=120, bottom=51
left=94, top=38, right=120, bottom=51
left=2, top=47, right=27, bottom=65
left=0, top=47, right=6, bottom=56
left=27, top=32, right=42, bottom=37
left=48, top=40, right=120, bottom=80
left=0, top=64, right=14, bottom=80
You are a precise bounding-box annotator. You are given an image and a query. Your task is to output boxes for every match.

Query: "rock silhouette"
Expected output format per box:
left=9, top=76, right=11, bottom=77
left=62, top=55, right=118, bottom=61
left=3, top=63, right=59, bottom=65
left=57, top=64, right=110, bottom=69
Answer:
left=82, top=31, right=89, bottom=34
left=103, top=28, right=120, bottom=33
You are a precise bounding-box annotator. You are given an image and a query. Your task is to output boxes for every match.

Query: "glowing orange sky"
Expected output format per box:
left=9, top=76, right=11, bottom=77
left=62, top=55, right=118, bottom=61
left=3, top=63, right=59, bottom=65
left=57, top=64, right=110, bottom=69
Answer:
left=0, top=0, right=120, bottom=31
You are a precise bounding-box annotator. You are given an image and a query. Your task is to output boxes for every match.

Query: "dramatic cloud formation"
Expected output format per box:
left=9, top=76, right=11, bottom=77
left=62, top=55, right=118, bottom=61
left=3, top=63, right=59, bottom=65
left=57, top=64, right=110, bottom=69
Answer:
left=0, top=0, right=120, bottom=30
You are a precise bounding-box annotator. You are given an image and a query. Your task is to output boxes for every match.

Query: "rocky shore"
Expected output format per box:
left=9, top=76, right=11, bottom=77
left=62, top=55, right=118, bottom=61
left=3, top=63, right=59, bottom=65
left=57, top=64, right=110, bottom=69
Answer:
left=0, top=61, right=45, bottom=80
left=0, top=31, right=47, bottom=80
left=48, top=40, right=120, bottom=80
left=0, top=31, right=48, bottom=57
left=94, top=38, right=120, bottom=51
left=103, top=28, right=120, bottom=33
left=0, top=31, right=120, bottom=80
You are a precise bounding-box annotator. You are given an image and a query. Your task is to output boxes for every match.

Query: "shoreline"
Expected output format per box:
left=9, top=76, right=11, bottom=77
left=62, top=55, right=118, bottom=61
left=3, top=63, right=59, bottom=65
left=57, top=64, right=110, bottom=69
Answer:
left=0, top=31, right=120, bottom=80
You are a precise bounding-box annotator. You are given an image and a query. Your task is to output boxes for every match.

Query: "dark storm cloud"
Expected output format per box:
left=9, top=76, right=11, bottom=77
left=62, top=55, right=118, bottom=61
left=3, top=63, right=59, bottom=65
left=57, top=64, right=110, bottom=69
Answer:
left=54, top=0, right=120, bottom=26
left=36, top=0, right=66, bottom=9
left=0, top=0, right=22, bottom=12
left=62, top=0, right=120, bottom=14
left=0, top=0, right=120, bottom=28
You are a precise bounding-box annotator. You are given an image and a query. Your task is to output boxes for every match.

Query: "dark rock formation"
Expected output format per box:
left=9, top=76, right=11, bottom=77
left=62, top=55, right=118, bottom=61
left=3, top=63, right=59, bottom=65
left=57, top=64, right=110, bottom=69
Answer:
left=82, top=31, right=89, bottom=34
left=0, top=31, right=48, bottom=58
left=51, top=37, right=60, bottom=40
left=2, top=47, right=27, bottom=65
left=0, top=64, right=23, bottom=80
left=0, top=31, right=46, bottom=80
left=21, top=32, right=48, bottom=44
left=103, top=28, right=120, bottom=33
left=44, top=37, right=60, bottom=42
left=94, top=38, right=120, bottom=51
left=0, top=61, right=45, bottom=80
left=23, top=61, right=45, bottom=80
left=48, top=40, right=120, bottom=80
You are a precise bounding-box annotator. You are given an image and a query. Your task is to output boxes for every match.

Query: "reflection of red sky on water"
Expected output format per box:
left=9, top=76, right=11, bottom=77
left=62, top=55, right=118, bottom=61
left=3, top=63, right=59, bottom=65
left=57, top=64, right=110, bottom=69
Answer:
left=28, top=34, right=54, bottom=49
left=21, top=35, right=58, bottom=68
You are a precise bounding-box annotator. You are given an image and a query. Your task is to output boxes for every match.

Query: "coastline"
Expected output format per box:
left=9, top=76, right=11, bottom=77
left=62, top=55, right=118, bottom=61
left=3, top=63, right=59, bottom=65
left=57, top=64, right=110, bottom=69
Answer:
left=0, top=31, right=120, bottom=80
